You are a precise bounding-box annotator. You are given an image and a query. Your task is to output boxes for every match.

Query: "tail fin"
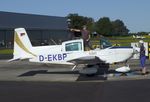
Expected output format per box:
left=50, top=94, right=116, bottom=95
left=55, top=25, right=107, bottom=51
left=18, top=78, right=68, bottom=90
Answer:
left=9, top=28, right=36, bottom=62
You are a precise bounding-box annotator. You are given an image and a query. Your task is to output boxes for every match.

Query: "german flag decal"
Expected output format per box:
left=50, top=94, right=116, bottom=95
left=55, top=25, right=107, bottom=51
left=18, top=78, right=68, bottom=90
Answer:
left=20, top=33, right=25, bottom=36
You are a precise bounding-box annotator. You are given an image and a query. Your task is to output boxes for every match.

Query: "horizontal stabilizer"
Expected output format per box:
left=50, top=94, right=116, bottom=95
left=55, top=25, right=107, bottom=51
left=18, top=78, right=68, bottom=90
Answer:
left=8, top=58, right=21, bottom=62
left=8, top=56, right=33, bottom=62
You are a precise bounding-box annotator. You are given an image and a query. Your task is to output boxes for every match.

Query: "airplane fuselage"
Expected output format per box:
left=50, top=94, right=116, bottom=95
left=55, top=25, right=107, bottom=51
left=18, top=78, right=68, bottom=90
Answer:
left=29, top=45, right=134, bottom=65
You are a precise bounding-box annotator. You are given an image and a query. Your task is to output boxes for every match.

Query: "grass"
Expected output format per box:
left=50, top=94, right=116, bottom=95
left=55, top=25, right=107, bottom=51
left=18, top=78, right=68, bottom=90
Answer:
left=110, top=37, right=150, bottom=46
left=91, top=35, right=150, bottom=46
left=0, top=49, right=13, bottom=54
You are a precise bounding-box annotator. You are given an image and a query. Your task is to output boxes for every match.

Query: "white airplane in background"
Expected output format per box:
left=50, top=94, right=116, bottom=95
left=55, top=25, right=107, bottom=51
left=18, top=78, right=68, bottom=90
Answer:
left=9, top=28, right=138, bottom=75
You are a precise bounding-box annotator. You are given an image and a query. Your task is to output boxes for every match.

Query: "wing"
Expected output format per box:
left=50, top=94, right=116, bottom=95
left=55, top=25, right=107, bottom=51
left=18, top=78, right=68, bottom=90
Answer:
left=67, top=56, right=104, bottom=65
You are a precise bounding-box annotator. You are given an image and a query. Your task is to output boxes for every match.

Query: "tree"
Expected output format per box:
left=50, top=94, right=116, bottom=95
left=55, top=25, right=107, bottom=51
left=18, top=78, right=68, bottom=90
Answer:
left=112, top=19, right=129, bottom=36
left=67, top=13, right=94, bottom=31
left=95, top=17, right=113, bottom=36
left=67, top=14, right=130, bottom=36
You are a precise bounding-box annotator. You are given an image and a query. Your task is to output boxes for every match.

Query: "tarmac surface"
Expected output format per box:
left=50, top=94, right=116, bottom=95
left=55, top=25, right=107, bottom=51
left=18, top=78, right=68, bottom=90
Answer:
left=0, top=59, right=150, bottom=102
left=0, top=80, right=150, bottom=102
left=0, top=59, right=150, bottom=82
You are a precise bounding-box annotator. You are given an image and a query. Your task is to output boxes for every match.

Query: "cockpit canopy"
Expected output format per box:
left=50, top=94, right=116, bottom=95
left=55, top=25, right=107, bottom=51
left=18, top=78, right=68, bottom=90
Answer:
left=62, top=39, right=84, bottom=52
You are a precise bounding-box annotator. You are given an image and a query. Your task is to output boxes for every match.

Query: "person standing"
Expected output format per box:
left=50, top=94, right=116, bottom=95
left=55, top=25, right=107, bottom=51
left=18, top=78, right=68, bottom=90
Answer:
left=70, top=25, right=92, bottom=50
left=81, top=25, right=93, bottom=50
left=139, top=40, right=147, bottom=75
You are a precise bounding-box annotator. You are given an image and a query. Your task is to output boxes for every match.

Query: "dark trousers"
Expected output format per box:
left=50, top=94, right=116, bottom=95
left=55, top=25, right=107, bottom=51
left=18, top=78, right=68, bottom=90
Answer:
left=84, top=40, right=93, bottom=50
left=140, top=56, right=146, bottom=67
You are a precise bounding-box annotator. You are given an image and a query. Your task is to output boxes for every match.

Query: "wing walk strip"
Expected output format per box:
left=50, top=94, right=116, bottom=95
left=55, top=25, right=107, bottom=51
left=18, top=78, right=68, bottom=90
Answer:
left=14, top=32, right=37, bottom=57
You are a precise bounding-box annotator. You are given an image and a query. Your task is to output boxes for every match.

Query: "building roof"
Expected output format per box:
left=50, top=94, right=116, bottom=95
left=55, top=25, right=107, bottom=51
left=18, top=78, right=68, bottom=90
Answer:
left=0, top=11, right=68, bottom=30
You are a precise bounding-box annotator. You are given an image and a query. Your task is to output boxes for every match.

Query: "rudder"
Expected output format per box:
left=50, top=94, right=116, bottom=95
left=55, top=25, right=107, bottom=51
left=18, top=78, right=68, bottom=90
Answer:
left=10, top=28, right=36, bottom=61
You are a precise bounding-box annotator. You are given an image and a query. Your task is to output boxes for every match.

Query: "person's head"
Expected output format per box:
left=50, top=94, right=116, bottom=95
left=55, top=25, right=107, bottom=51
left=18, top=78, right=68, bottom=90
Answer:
left=139, top=40, right=144, bottom=46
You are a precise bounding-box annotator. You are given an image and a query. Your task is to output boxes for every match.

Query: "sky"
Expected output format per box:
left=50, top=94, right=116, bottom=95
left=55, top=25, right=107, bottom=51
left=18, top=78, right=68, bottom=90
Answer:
left=0, top=0, right=150, bottom=33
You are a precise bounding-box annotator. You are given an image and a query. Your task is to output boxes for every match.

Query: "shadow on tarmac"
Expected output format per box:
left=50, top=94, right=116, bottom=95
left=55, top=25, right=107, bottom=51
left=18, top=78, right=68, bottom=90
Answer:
left=18, top=64, right=109, bottom=81
left=18, top=70, right=79, bottom=77
left=17, top=63, right=110, bottom=81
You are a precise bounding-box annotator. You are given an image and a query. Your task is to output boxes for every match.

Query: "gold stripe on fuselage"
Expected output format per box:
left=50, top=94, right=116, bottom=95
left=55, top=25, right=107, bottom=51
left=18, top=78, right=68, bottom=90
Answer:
left=14, top=32, right=37, bottom=57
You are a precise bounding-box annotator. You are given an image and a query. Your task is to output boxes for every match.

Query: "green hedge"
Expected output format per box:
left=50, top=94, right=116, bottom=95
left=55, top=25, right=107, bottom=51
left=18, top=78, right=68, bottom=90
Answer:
left=0, top=49, right=13, bottom=54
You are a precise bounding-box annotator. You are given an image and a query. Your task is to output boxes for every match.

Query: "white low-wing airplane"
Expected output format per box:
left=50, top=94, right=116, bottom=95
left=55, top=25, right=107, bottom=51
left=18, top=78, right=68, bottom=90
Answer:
left=9, top=28, right=137, bottom=74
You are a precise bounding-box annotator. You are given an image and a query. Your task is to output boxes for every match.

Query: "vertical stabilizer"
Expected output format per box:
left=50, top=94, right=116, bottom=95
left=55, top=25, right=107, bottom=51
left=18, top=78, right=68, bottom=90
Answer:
left=10, top=28, right=36, bottom=61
